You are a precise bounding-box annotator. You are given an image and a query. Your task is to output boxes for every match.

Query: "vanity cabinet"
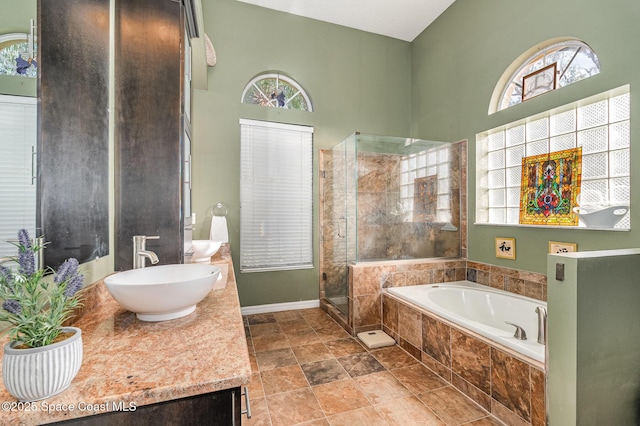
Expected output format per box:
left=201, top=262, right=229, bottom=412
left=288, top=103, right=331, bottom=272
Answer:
left=55, top=387, right=242, bottom=425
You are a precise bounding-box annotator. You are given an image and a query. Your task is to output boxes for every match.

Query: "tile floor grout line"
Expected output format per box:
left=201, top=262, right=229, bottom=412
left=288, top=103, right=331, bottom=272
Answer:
left=245, top=309, right=506, bottom=426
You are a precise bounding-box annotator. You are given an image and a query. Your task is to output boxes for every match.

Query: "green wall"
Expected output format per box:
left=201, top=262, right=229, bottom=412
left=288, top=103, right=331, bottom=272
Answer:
left=193, top=0, right=412, bottom=306
left=0, top=0, right=36, bottom=96
left=547, top=250, right=640, bottom=425
left=411, top=0, right=640, bottom=273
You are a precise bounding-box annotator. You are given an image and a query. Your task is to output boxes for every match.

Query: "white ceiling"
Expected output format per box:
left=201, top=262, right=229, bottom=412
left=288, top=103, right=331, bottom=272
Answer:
left=235, top=0, right=456, bottom=42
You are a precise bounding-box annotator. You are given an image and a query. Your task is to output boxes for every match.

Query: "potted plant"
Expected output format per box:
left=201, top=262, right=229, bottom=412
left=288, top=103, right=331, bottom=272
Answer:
left=0, top=229, right=85, bottom=402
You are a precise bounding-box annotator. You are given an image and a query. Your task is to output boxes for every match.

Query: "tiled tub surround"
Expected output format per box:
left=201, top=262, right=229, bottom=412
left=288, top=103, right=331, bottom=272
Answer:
left=387, top=282, right=546, bottom=363
left=347, top=259, right=547, bottom=336
left=0, top=244, right=252, bottom=425
left=339, top=259, right=547, bottom=425
left=383, top=292, right=546, bottom=426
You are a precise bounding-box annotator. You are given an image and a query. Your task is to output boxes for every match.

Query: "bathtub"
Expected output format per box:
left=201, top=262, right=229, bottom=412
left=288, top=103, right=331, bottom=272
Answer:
left=386, top=280, right=546, bottom=363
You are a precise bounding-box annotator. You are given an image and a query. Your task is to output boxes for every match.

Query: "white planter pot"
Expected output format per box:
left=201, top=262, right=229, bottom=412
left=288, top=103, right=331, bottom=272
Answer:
left=2, top=327, right=83, bottom=402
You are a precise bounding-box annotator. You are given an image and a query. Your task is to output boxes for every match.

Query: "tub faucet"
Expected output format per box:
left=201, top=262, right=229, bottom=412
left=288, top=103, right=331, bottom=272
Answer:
left=133, top=235, right=160, bottom=269
left=505, top=322, right=527, bottom=340
left=535, top=306, right=547, bottom=345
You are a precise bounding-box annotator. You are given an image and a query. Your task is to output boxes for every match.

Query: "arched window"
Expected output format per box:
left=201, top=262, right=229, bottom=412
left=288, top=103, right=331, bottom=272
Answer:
left=241, top=73, right=313, bottom=112
left=0, top=33, right=37, bottom=78
left=490, top=39, right=600, bottom=113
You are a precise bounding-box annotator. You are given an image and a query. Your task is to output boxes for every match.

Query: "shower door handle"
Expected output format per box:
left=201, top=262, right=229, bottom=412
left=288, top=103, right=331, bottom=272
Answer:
left=337, top=216, right=347, bottom=238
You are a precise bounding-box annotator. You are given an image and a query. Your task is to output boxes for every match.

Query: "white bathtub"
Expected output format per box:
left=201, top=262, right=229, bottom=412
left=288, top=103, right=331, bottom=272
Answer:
left=386, top=281, right=546, bottom=363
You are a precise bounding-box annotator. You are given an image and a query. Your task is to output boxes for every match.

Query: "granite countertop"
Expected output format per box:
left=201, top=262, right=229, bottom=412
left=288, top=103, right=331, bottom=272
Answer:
left=0, top=244, right=251, bottom=425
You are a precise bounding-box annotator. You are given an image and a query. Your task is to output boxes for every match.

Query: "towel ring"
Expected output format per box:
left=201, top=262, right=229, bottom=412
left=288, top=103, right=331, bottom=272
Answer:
left=211, top=202, right=230, bottom=217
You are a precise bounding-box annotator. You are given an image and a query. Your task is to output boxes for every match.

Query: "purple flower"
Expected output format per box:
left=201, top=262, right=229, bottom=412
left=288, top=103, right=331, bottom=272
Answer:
left=54, top=258, right=79, bottom=285
left=18, top=248, right=35, bottom=276
left=0, top=266, right=11, bottom=283
left=16, top=229, right=35, bottom=276
left=17, top=229, right=32, bottom=250
left=3, top=299, right=21, bottom=315
left=63, top=274, right=84, bottom=298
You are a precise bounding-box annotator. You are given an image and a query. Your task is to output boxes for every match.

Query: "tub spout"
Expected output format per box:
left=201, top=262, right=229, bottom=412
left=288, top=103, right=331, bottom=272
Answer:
left=505, top=322, right=527, bottom=340
left=535, top=306, right=547, bottom=345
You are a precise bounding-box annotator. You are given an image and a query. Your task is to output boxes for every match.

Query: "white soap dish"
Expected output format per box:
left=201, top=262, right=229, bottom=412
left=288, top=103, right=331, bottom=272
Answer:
left=357, top=330, right=395, bottom=349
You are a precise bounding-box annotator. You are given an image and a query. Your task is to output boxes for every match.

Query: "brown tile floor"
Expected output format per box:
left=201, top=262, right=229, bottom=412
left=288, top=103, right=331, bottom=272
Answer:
left=243, top=308, right=506, bottom=426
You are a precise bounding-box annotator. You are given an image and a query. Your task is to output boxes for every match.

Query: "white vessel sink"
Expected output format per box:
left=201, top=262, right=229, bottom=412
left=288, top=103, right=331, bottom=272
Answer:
left=104, top=264, right=221, bottom=321
left=189, top=240, right=222, bottom=262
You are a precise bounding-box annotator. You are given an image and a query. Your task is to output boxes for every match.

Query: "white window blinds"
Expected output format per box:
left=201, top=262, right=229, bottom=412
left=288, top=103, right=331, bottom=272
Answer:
left=240, top=119, right=314, bottom=272
left=0, top=95, right=37, bottom=258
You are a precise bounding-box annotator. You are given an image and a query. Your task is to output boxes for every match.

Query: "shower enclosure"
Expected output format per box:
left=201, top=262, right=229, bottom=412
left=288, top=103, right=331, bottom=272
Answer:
left=320, top=133, right=464, bottom=316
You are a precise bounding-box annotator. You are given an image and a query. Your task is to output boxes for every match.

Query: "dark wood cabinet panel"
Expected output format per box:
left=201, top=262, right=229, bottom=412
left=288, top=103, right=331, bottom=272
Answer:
left=54, top=387, right=242, bottom=425
left=114, top=0, right=185, bottom=270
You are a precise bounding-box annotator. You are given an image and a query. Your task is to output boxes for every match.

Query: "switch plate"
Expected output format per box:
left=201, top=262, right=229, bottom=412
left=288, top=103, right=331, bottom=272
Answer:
left=555, top=263, right=565, bottom=281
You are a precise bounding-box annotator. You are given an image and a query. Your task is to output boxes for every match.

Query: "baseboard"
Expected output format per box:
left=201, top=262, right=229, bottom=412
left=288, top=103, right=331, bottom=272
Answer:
left=241, top=299, right=320, bottom=316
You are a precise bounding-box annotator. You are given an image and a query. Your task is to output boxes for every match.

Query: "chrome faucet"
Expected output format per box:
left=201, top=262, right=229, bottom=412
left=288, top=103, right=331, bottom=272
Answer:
left=535, top=306, right=547, bottom=345
left=505, top=321, right=527, bottom=340
left=133, top=235, right=160, bottom=269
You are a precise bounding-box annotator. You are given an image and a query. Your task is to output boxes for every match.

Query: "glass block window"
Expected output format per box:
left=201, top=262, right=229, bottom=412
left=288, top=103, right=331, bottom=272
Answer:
left=0, top=33, right=37, bottom=78
left=241, top=73, right=313, bottom=112
left=399, top=146, right=451, bottom=223
left=492, top=40, right=600, bottom=113
left=477, top=87, right=630, bottom=229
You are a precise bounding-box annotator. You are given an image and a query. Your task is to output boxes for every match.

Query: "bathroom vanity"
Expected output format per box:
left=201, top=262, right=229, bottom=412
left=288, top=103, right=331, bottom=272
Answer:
left=0, top=245, right=251, bottom=425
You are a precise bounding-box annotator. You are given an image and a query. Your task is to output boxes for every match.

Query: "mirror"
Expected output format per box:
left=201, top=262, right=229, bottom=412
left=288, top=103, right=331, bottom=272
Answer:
left=0, top=2, right=37, bottom=258
left=1, top=1, right=110, bottom=269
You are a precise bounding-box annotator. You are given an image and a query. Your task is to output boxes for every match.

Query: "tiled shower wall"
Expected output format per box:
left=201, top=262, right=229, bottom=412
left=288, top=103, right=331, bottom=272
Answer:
left=319, top=140, right=467, bottom=328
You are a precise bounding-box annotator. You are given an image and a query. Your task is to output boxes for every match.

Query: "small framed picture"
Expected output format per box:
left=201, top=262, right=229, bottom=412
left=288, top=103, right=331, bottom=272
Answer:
left=522, top=63, right=557, bottom=102
left=549, top=241, right=577, bottom=254
left=495, top=237, right=516, bottom=260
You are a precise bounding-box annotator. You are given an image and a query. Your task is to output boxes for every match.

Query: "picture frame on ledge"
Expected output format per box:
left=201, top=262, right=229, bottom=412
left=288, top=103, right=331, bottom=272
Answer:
left=549, top=241, right=577, bottom=254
